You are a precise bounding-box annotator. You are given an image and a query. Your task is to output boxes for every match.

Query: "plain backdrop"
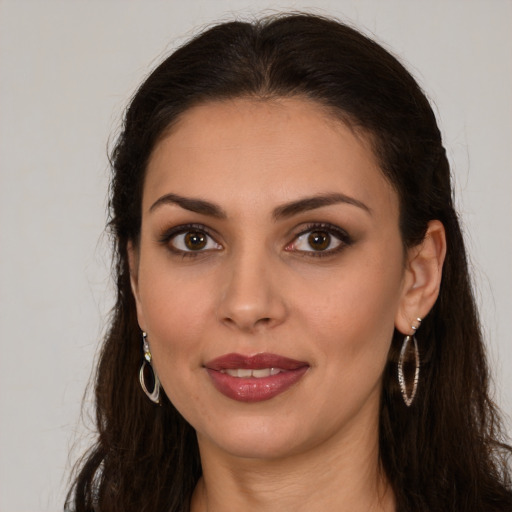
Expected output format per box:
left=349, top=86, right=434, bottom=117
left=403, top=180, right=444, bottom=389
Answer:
left=0, top=1, right=511, bottom=510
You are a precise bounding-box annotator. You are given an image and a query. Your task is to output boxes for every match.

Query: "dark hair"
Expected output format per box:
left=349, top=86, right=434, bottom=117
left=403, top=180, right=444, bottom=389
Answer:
left=66, top=13, right=512, bottom=512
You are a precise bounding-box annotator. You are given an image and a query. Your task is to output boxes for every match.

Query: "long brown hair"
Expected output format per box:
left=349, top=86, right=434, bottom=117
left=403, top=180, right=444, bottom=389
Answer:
left=66, top=14, right=512, bottom=512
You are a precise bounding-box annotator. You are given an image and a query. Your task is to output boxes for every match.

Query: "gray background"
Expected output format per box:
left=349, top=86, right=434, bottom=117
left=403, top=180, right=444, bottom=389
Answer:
left=1, top=1, right=511, bottom=510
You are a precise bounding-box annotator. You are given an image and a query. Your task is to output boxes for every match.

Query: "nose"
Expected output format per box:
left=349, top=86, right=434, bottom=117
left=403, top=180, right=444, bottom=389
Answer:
left=217, top=248, right=287, bottom=332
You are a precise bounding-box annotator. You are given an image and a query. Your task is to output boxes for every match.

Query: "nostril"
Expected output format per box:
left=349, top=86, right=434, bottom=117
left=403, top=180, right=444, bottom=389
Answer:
left=217, top=278, right=288, bottom=331
left=221, top=315, right=274, bottom=331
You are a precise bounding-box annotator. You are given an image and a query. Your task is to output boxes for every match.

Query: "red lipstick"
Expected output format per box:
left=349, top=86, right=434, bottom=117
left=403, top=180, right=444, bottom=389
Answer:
left=204, top=353, right=309, bottom=402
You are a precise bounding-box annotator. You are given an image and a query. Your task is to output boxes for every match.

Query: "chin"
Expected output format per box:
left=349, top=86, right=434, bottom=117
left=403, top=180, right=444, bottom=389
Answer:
left=204, top=433, right=308, bottom=461
left=193, top=409, right=340, bottom=462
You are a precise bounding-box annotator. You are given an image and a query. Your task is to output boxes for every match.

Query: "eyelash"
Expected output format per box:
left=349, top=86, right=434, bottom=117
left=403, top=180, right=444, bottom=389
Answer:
left=158, top=223, right=221, bottom=258
left=158, top=222, right=352, bottom=258
left=287, top=222, right=353, bottom=258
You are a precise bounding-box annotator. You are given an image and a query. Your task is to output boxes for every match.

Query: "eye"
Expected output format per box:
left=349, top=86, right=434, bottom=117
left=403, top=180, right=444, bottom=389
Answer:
left=162, top=225, right=222, bottom=254
left=286, top=224, right=351, bottom=256
left=304, top=231, right=334, bottom=251
left=294, top=230, right=341, bottom=252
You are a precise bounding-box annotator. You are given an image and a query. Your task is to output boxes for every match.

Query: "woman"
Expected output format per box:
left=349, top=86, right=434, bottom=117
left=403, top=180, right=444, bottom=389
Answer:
left=66, top=13, right=512, bottom=512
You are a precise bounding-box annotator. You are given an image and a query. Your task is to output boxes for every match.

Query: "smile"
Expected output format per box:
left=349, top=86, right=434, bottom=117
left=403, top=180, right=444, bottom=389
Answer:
left=220, top=368, right=283, bottom=378
left=205, top=353, right=309, bottom=402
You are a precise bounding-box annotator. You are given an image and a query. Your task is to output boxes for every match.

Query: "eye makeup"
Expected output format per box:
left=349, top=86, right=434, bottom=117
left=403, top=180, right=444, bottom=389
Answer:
left=285, top=222, right=353, bottom=258
left=156, top=220, right=354, bottom=260
left=157, top=223, right=222, bottom=258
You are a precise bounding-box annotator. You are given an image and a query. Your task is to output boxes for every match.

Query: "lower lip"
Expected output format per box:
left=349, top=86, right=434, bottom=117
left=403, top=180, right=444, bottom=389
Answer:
left=206, top=367, right=309, bottom=402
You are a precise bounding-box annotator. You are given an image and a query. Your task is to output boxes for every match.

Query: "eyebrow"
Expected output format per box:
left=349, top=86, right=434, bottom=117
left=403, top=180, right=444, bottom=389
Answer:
left=149, top=193, right=227, bottom=218
left=272, top=192, right=372, bottom=220
left=149, top=192, right=371, bottom=219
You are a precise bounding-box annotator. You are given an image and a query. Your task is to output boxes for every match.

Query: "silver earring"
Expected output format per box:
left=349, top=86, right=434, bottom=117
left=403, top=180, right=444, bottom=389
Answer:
left=139, top=332, right=161, bottom=404
left=398, top=318, right=421, bottom=407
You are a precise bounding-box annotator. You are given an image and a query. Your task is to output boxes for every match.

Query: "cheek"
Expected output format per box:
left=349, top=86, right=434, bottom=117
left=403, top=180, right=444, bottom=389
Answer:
left=297, top=250, right=404, bottom=370
left=136, top=259, right=216, bottom=375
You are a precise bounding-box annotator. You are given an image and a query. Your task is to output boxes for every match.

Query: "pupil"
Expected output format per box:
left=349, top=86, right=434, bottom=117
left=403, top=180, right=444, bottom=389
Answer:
left=308, top=231, right=330, bottom=251
left=185, top=232, right=207, bottom=250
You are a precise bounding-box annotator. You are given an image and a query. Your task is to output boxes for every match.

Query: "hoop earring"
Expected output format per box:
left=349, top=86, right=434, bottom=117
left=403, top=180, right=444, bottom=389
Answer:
left=139, top=332, right=161, bottom=404
left=398, top=318, right=421, bottom=407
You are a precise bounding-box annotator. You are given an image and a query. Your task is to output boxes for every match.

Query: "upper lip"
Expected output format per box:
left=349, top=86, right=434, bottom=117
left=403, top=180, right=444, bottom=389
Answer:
left=205, top=352, right=309, bottom=371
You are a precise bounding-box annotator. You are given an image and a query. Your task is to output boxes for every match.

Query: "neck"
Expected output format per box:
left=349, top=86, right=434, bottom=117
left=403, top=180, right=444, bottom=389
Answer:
left=190, top=404, right=395, bottom=512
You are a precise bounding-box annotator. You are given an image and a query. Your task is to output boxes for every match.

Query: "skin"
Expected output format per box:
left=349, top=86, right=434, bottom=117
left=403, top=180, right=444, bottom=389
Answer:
left=129, top=97, right=446, bottom=512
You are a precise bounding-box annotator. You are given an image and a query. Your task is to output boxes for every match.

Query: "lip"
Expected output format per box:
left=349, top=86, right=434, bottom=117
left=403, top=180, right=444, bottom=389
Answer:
left=204, top=353, right=309, bottom=402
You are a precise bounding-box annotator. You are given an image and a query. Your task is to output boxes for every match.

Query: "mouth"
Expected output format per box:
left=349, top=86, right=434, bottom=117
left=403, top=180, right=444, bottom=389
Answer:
left=220, top=367, right=284, bottom=378
left=204, top=353, right=309, bottom=402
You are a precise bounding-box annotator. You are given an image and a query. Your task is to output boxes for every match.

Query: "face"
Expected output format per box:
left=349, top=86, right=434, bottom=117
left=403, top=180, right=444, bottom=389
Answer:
left=130, top=98, right=409, bottom=460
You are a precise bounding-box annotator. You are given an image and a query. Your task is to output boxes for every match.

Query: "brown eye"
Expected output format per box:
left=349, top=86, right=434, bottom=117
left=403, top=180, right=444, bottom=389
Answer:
left=287, top=225, right=349, bottom=256
left=184, top=231, right=207, bottom=250
left=307, top=231, right=331, bottom=251
left=167, top=228, right=222, bottom=254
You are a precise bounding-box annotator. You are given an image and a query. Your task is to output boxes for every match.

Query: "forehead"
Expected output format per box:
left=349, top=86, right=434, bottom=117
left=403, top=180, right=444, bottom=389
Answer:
left=143, top=97, right=397, bottom=217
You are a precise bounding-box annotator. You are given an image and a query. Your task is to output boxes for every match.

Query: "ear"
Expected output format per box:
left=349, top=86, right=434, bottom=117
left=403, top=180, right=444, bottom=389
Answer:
left=127, top=240, right=147, bottom=331
left=395, top=220, right=447, bottom=334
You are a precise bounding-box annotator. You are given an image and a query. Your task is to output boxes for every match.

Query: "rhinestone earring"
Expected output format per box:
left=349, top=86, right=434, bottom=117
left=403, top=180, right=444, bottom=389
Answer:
left=398, top=318, right=421, bottom=407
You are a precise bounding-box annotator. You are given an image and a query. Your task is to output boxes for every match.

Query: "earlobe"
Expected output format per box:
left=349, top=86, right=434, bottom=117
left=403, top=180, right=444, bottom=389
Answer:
left=395, top=220, right=446, bottom=334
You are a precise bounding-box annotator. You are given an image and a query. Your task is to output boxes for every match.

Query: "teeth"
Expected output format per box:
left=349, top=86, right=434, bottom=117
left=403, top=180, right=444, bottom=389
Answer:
left=252, top=368, right=272, bottom=378
left=222, top=368, right=283, bottom=378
